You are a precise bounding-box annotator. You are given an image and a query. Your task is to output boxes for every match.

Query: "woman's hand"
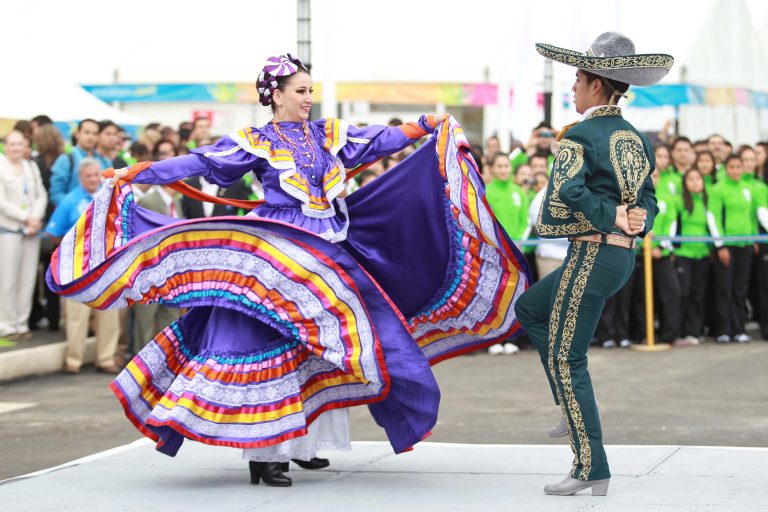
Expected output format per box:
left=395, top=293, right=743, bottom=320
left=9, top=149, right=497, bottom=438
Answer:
left=718, top=247, right=731, bottom=267
left=103, top=167, right=129, bottom=186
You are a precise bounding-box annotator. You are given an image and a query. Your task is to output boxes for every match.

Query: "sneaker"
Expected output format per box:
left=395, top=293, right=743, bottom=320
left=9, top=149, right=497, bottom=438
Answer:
left=734, top=333, right=751, bottom=343
left=503, top=342, right=520, bottom=355
left=715, top=335, right=731, bottom=344
left=488, top=343, right=505, bottom=355
left=673, top=337, right=692, bottom=347
left=684, top=335, right=700, bottom=346
left=602, top=339, right=617, bottom=348
left=619, top=339, right=632, bottom=348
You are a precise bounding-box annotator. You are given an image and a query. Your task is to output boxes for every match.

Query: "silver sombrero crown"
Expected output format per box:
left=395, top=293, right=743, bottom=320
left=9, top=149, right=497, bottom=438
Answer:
left=536, top=32, right=674, bottom=86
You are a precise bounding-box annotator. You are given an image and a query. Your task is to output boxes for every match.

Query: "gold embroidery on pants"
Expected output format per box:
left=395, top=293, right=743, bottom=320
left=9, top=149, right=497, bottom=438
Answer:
left=547, top=241, right=582, bottom=458
left=558, top=241, right=599, bottom=480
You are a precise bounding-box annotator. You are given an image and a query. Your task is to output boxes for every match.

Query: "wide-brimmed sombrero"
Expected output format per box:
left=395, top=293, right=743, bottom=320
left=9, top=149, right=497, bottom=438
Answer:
left=536, top=32, right=673, bottom=87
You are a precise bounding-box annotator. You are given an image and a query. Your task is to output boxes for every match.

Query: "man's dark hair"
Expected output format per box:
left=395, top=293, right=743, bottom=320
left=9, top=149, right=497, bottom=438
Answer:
left=32, top=115, right=53, bottom=126
left=78, top=118, right=98, bottom=131
left=671, top=136, right=692, bottom=150
left=98, top=119, right=119, bottom=133
left=129, top=142, right=150, bottom=160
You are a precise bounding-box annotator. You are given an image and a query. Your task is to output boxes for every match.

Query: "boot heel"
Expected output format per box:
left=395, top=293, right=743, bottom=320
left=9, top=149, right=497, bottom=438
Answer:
left=249, top=462, right=261, bottom=485
left=591, top=479, right=610, bottom=496
left=281, top=462, right=289, bottom=472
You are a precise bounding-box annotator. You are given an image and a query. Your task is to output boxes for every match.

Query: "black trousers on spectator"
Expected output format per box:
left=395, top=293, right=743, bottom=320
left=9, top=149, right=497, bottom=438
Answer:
left=755, top=244, right=768, bottom=339
left=675, top=256, right=710, bottom=338
left=597, top=257, right=641, bottom=343
left=28, top=245, right=60, bottom=331
left=652, top=256, right=681, bottom=343
left=713, top=246, right=753, bottom=336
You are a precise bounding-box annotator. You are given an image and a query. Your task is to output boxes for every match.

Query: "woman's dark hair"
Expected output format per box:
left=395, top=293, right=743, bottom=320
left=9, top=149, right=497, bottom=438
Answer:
left=582, top=70, right=629, bottom=103
left=681, top=168, right=708, bottom=214
left=268, top=71, right=310, bottom=113
left=694, top=150, right=717, bottom=185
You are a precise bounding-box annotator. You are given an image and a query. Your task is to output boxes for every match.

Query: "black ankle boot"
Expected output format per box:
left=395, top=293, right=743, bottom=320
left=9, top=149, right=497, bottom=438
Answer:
left=249, top=461, right=292, bottom=487
left=291, top=457, right=330, bottom=470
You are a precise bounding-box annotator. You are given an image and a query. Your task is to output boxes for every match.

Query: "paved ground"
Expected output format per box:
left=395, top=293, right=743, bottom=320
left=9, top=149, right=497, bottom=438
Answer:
left=1, top=341, right=766, bottom=481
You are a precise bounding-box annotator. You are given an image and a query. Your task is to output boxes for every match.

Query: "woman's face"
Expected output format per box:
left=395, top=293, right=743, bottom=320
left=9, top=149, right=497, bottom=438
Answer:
left=655, top=147, right=671, bottom=171
left=685, top=171, right=704, bottom=194
left=755, top=145, right=767, bottom=168
left=515, top=165, right=532, bottom=186
left=740, top=149, right=757, bottom=175
left=696, top=153, right=714, bottom=175
left=273, top=71, right=313, bottom=122
left=491, top=156, right=512, bottom=181
left=725, top=158, right=743, bottom=181
left=3, top=131, right=26, bottom=162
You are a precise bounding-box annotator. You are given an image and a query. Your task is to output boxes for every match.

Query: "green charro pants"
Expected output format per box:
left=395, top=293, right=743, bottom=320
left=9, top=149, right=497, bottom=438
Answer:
left=515, top=240, right=635, bottom=481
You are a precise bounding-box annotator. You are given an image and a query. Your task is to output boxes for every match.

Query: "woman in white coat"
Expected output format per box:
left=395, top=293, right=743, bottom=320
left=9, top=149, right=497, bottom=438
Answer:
left=0, top=130, right=48, bottom=338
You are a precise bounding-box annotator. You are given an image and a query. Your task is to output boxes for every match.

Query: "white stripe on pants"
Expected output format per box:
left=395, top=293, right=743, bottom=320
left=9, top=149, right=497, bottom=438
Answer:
left=64, top=299, right=120, bottom=369
left=0, top=233, right=40, bottom=334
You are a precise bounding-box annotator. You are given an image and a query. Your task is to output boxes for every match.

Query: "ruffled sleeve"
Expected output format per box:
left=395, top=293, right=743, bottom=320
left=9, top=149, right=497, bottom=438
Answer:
left=130, top=134, right=262, bottom=187
left=322, top=115, right=439, bottom=170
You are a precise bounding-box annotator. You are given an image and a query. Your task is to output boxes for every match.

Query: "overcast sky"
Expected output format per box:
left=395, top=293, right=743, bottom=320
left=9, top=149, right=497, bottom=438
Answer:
left=5, top=0, right=767, bottom=86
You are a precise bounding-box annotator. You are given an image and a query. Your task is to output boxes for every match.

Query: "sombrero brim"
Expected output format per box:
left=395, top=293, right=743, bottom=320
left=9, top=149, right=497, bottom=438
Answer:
left=536, top=43, right=674, bottom=86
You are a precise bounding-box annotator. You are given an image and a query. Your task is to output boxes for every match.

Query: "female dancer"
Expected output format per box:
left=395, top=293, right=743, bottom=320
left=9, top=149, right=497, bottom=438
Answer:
left=48, top=54, right=528, bottom=487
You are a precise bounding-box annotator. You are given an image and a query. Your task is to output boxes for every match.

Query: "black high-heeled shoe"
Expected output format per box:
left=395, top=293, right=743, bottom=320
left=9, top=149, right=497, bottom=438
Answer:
left=249, top=461, right=292, bottom=487
left=291, top=457, right=330, bottom=470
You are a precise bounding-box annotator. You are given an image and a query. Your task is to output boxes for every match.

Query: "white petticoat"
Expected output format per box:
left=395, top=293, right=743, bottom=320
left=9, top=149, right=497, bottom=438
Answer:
left=242, top=409, right=351, bottom=462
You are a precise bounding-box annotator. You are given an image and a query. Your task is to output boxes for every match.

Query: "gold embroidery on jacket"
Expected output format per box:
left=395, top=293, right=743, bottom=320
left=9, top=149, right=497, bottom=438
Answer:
left=547, top=139, right=584, bottom=218
left=609, top=130, right=651, bottom=205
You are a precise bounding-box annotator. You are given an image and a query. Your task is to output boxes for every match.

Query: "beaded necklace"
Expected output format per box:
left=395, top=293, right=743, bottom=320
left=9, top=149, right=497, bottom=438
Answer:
left=271, top=119, right=317, bottom=169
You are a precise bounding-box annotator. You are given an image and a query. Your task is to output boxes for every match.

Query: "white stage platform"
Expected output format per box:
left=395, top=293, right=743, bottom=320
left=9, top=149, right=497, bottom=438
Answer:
left=1, top=441, right=766, bottom=511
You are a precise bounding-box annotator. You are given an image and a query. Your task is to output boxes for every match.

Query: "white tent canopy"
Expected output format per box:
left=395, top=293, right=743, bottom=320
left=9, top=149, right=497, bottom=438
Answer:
left=0, top=80, right=145, bottom=126
left=680, top=0, right=768, bottom=143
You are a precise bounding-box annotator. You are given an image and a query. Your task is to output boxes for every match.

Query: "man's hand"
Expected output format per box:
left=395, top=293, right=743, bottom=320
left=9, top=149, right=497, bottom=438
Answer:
left=627, top=207, right=647, bottom=234
left=615, top=204, right=630, bottom=233
left=718, top=247, right=731, bottom=267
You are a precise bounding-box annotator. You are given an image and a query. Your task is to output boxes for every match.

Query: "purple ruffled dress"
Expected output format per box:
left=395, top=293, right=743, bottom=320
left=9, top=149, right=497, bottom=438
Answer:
left=47, top=116, right=529, bottom=461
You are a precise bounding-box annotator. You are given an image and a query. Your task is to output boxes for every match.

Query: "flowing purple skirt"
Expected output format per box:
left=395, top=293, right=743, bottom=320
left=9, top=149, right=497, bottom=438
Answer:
left=47, top=120, right=529, bottom=456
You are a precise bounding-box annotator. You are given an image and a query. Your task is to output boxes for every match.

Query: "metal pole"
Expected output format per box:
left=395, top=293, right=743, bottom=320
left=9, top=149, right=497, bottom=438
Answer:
left=297, top=0, right=311, bottom=72
left=543, top=59, right=553, bottom=125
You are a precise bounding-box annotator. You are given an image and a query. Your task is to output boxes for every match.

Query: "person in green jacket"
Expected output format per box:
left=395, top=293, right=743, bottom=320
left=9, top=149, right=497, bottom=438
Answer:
left=485, top=152, right=529, bottom=241
left=649, top=168, right=684, bottom=346
left=674, top=168, right=724, bottom=345
left=708, top=154, right=758, bottom=343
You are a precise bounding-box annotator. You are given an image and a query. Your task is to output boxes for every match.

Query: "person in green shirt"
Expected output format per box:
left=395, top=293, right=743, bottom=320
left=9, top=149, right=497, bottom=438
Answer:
left=674, top=168, right=724, bottom=345
left=708, top=154, right=757, bottom=343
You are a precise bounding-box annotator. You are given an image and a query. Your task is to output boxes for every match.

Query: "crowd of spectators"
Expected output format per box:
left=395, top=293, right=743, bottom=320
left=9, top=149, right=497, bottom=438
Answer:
left=480, top=122, right=768, bottom=352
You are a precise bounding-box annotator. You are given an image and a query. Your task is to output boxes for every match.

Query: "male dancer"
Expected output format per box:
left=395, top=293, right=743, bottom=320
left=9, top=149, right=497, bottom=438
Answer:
left=515, top=32, right=673, bottom=496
